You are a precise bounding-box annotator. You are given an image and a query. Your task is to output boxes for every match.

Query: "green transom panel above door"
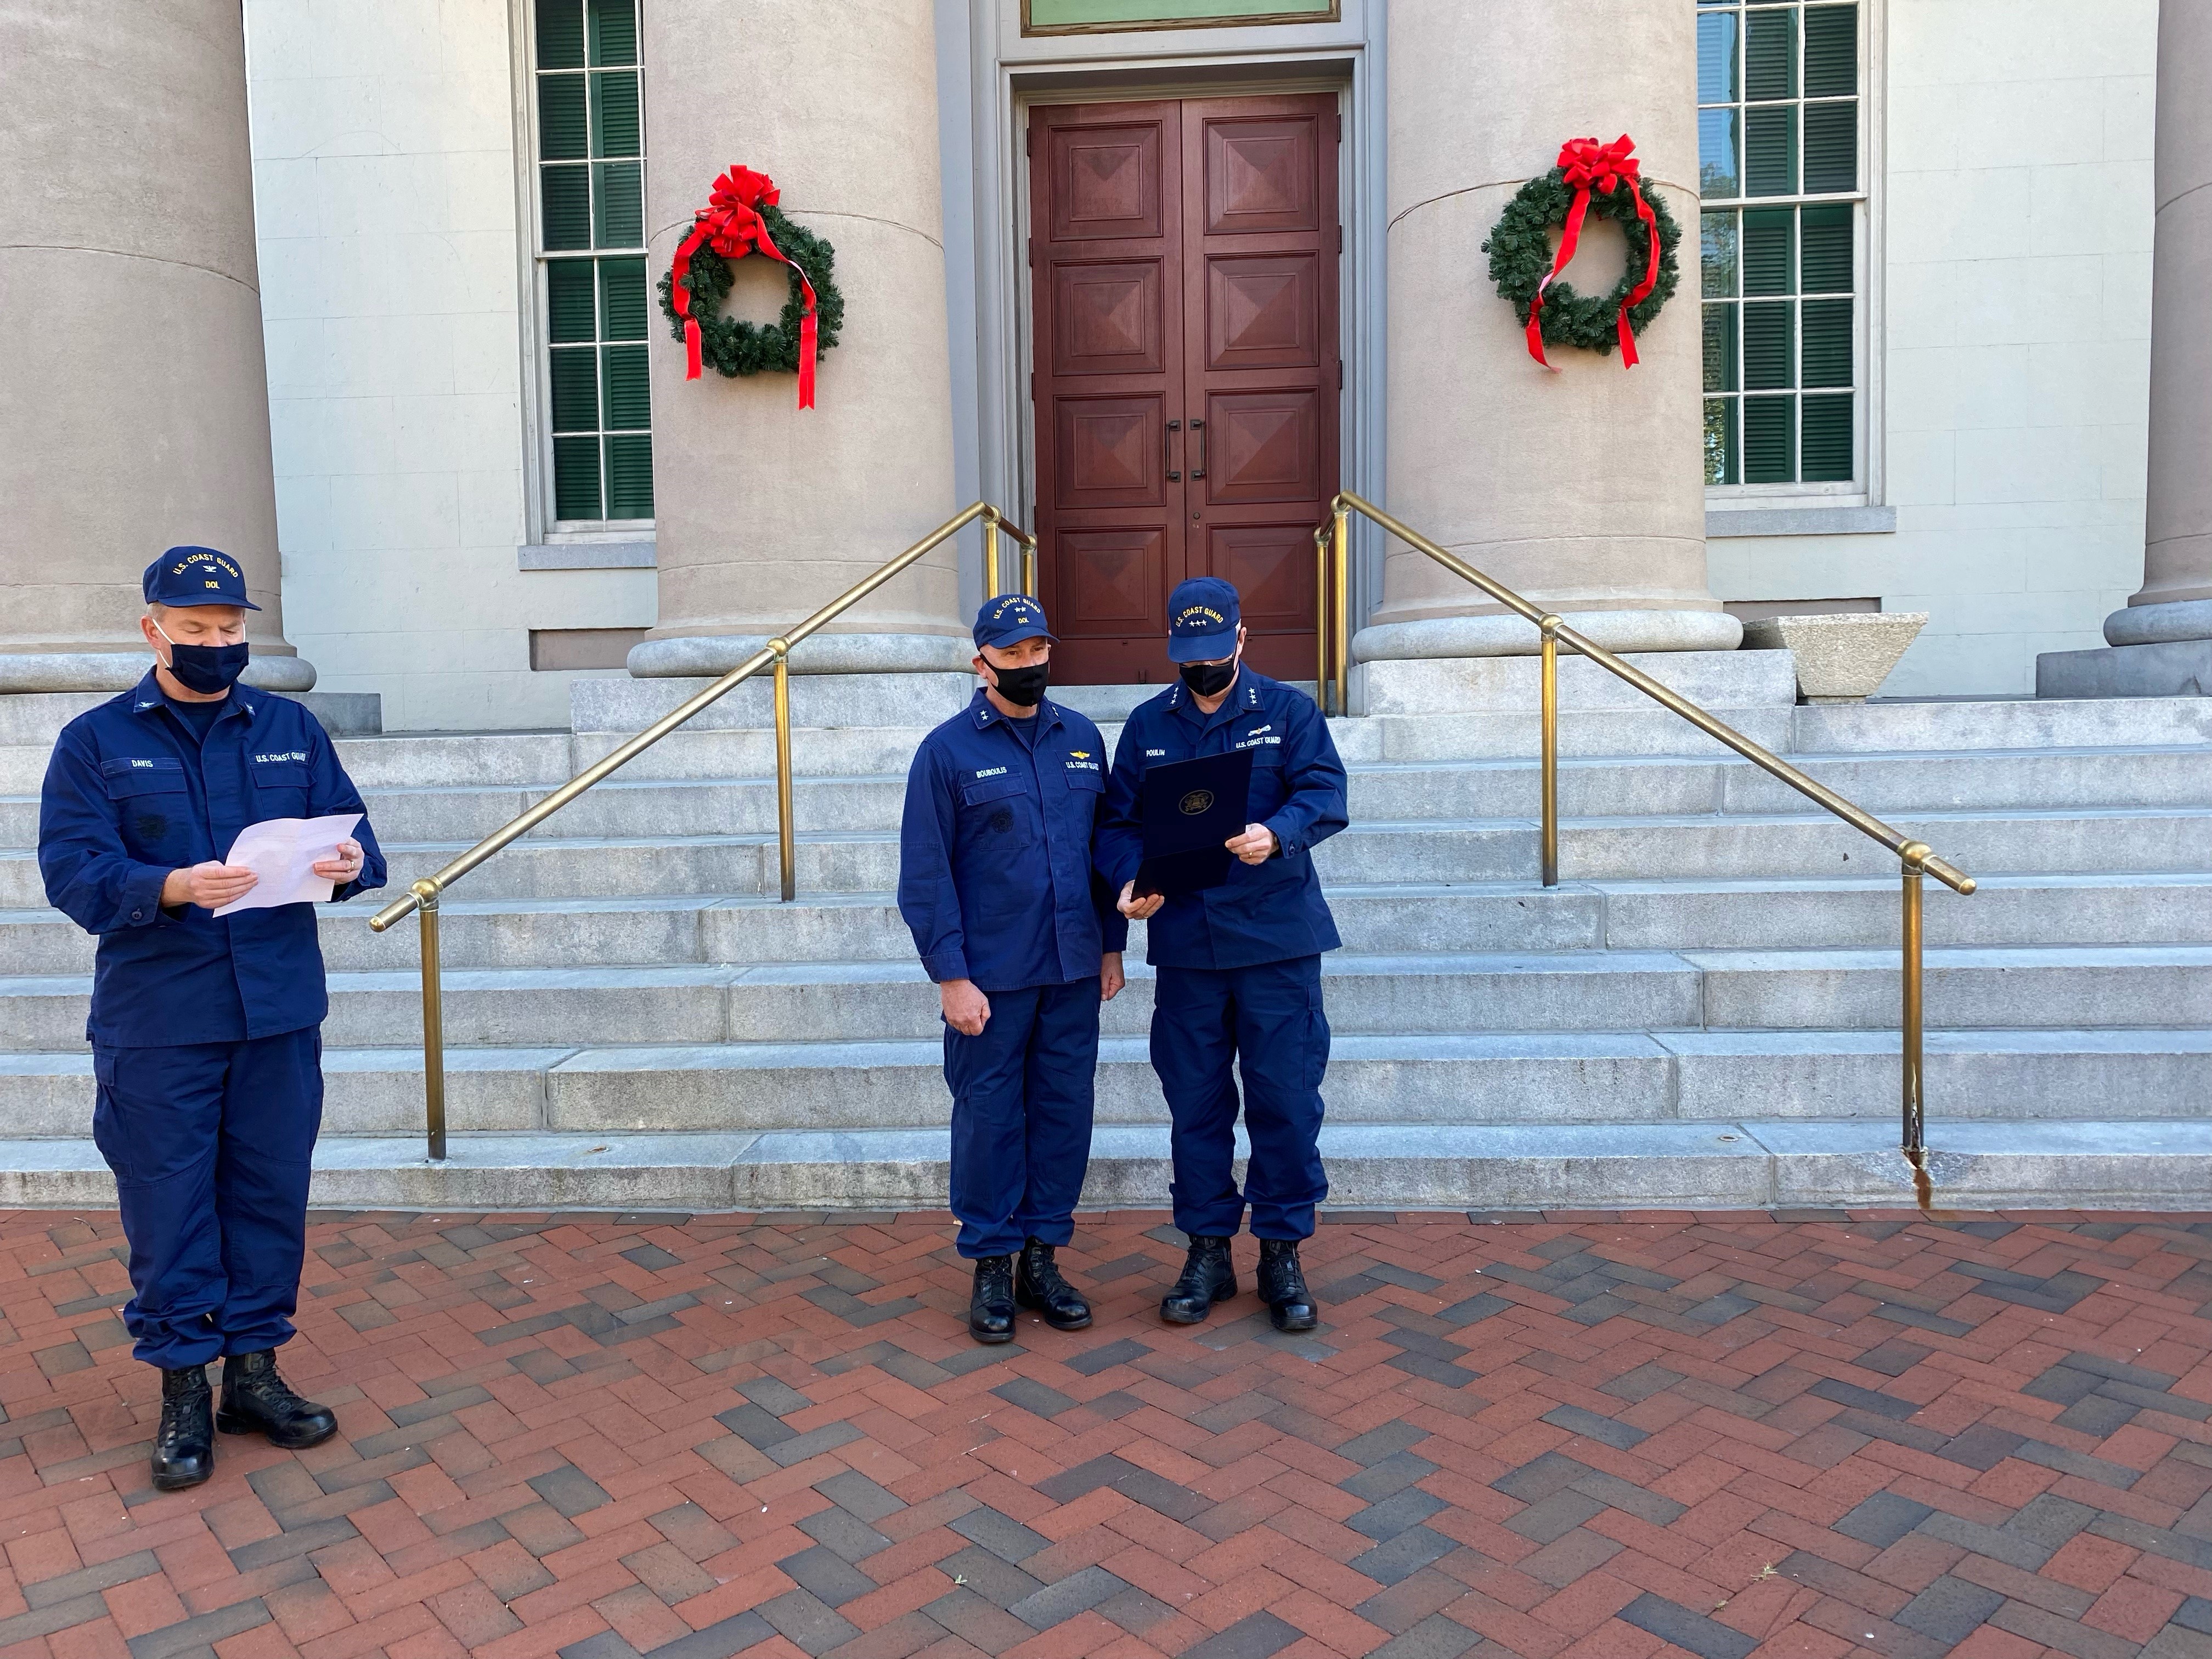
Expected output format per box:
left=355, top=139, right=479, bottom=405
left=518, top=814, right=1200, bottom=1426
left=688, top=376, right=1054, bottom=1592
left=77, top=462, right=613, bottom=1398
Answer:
left=1024, top=0, right=1335, bottom=34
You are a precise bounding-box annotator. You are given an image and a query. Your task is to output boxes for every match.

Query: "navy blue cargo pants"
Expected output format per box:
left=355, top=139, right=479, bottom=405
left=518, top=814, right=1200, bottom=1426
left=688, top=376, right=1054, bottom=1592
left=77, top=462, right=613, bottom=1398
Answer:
left=945, top=977, right=1100, bottom=1259
left=91, top=1028, right=323, bottom=1369
left=1153, top=955, right=1329, bottom=1241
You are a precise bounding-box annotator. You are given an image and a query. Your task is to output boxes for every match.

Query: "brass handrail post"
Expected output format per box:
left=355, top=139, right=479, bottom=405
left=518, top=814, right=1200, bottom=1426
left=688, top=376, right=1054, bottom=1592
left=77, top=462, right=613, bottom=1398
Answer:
left=1022, top=534, right=1038, bottom=600
left=772, top=640, right=796, bottom=903
left=1900, top=842, right=1928, bottom=1160
left=1539, top=616, right=1561, bottom=888
left=1331, top=505, right=1351, bottom=719
left=1313, top=526, right=1331, bottom=712
left=984, top=514, right=1002, bottom=600
left=414, top=879, right=446, bottom=1161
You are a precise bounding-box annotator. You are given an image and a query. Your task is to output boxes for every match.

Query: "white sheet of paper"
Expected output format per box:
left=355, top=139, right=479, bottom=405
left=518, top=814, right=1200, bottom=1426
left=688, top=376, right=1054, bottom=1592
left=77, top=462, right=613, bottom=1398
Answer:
left=212, top=813, right=363, bottom=916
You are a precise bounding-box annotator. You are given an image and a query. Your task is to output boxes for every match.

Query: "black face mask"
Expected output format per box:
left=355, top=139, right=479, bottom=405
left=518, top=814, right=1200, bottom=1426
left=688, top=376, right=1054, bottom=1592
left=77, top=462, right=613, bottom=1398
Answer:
left=988, top=660, right=1050, bottom=707
left=159, top=630, right=250, bottom=695
left=1179, top=657, right=1237, bottom=698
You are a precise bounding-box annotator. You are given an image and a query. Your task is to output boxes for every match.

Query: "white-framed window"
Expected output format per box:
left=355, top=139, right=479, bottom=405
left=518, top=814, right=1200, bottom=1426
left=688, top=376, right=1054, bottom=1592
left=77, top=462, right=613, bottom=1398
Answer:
left=1698, top=0, right=1867, bottom=492
left=529, top=0, right=652, bottom=527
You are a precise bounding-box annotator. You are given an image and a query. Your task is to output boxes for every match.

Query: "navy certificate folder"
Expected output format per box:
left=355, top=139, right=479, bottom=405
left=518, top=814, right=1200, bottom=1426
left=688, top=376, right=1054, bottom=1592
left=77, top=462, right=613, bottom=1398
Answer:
left=1133, top=748, right=1256, bottom=899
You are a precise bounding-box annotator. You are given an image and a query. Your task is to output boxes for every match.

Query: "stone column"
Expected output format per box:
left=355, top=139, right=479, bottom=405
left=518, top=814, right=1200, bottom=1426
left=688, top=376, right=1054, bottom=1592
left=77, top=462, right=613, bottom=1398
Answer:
left=2039, top=2, right=2212, bottom=697
left=2109, top=1, right=2212, bottom=634
left=0, top=2, right=311, bottom=694
left=630, top=0, right=966, bottom=679
left=1358, top=1, right=1735, bottom=672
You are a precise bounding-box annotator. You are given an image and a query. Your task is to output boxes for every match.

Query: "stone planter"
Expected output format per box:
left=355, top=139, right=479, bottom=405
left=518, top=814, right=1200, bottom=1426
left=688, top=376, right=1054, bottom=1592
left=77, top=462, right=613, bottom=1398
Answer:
left=1740, top=612, right=1928, bottom=703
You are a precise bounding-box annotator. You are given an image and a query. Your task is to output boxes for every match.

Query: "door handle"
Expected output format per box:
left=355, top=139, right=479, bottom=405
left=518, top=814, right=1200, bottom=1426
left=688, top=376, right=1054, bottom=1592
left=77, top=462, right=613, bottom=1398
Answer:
left=1190, top=419, right=1206, bottom=480
left=1165, top=419, right=1181, bottom=482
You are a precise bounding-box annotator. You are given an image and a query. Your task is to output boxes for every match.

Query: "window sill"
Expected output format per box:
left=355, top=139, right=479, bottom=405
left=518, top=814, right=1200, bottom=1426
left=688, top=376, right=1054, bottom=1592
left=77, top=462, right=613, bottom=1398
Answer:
left=518, top=540, right=657, bottom=571
left=1706, top=505, right=1895, bottom=538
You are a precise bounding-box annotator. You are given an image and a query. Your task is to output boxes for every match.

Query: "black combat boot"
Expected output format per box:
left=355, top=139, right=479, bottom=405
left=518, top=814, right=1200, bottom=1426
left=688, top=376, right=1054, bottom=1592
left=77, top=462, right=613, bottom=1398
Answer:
left=1014, top=1238, right=1092, bottom=1330
left=968, top=1255, right=1017, bottom=1343
left=1256, top=1239, right=1319, bottom=1333
left=1159, top=1236, right=1237, bottom=1324
left=216, top=1350, right=338, bottom=1449
left=152, top=1365, right=215, bottom=1491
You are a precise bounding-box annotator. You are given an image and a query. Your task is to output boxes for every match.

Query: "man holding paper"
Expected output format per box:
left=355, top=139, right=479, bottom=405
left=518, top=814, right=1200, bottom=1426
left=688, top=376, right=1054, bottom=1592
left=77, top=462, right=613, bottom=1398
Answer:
left=37, top=547, right=386, bottom=1491
left=1098, top=578, right=1347, bottom=1333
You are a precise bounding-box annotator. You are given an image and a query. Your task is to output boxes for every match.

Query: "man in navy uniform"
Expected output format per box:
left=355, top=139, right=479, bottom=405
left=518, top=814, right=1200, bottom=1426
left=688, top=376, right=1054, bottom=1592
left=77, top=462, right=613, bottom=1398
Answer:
left=1098, top=577, right=1347, bottom=1331
left=899, top=594, right=1126, bottom=1342
left=38, top=548, right=387, bottom=1490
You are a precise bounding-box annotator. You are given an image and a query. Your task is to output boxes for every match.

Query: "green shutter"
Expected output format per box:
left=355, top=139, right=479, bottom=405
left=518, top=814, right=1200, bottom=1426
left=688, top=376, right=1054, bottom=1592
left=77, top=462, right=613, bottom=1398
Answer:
left=1742, top=207, right=1794, bottom=296
left=605, top=433, right=654, bottom=519
left=1704, top=398, right=1740, bottom=486
left=1801, top=298, right=1852, bottom=387
left=1701, top=210, right=1739, bottom=298
left=1742, top=301, right=1795, bottom=390
left=1743, top=396, right=1796, bottom=483
left=1799, top=203, right=1852, bottom=292
left=1801, top=394, right=1853, bottom=479
left=1744, top=7, right=1797, bottom=100
left=1803, top=102, right=1857, bottom=193
left=538, top=74, right=586, bottom=161
left=595, top=161, right=643, bottom=247
left=535, top=0, right=584, bottom=69
left=550, top=347, right=599, bottom=432
left=590, top=70, right=640, bottom=159
left=1744, top=104, right=1798, bottom=196
left=1703, top=303, right=1740, bottom=393
left=1697, top=12, right=1738, bottom=103
left=601, top=345, right=651, bottom=431
left=587, top=0, right=637, bottom=67
left=599, top=258, right=648, bottom=341
left=553, top=435, right=601, bottom=519
left=541, top=165, right=591, bottom=251
left=1803, top=5, right=1858, bottom=97
left=547, top=260, right=596, bottom=343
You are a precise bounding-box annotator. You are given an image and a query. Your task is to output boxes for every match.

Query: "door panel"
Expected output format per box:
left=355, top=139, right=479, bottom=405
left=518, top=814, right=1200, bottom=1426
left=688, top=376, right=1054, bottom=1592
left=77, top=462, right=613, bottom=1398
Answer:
left=1031, top=93, right=1338, bottom=685
left=1206, top=253, right=1322, bottom=370
left=1051, top=259, right=1165, bottom=376
left=1204, top=390, right=1324, bottom=505
left=1201, top=116, right=1322, bottom=235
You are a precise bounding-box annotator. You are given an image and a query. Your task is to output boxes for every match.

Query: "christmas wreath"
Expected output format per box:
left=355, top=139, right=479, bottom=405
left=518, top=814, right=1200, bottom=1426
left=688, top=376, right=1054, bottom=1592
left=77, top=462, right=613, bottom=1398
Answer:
left=1482, top=135, right=1681, bottom=369
left=657, top=165, right=844, bottom=408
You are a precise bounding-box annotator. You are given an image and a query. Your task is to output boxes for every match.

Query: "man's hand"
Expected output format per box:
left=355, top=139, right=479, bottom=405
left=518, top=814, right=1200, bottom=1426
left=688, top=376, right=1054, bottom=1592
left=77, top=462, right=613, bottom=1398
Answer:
left=1225, top=823, right=1278, bottom=865
left=1118, top=879, right=1165, bottom=921
left=1100, top=952, right=1125, bottom=1001
left=312, top=838, right=365, bottom=885
left=940, top=978, right=991, bottom=1036
left=162, top=862, right=259, bottom=910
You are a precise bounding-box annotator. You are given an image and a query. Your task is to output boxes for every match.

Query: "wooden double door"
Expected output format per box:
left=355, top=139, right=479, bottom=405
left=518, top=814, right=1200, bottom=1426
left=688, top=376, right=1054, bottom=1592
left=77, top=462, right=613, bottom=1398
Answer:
left=1028, top=94, right=1342, bottom=685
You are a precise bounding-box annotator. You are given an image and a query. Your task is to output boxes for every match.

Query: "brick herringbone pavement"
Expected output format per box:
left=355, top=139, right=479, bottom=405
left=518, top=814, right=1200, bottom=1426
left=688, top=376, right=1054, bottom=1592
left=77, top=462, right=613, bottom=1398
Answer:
left=0, top=1209, right=2209, bottom=1659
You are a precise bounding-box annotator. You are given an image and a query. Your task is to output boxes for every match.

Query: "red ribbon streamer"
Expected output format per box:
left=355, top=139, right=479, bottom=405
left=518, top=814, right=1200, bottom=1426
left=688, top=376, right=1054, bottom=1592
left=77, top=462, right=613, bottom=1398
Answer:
left=669, top=165, right=820, bottom=408
left=1526, top=134, right=1663, bottom=371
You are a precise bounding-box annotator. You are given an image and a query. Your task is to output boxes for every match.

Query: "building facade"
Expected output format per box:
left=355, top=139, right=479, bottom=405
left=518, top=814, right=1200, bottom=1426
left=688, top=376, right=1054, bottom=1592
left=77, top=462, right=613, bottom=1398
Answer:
left=2, top=0, right=2195, bottom=731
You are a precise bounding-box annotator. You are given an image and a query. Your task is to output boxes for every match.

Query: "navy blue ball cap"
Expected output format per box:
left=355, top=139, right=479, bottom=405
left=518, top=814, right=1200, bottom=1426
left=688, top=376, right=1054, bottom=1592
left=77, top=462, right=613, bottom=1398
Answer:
left=1166, top=577, right=1240, bottom=662
left=143, top=546, right=261, bottom=610
left=973, top=593, right=1056, bottom=650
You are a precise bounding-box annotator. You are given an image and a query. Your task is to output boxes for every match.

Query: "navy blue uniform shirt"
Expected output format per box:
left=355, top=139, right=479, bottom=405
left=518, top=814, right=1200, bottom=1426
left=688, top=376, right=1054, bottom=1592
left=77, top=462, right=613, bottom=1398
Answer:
left=38, top=669, right=388, bottom=1047
left=899, top=690, right=1128, bottom=991
left=1097, top=668, right=1347, bottom=970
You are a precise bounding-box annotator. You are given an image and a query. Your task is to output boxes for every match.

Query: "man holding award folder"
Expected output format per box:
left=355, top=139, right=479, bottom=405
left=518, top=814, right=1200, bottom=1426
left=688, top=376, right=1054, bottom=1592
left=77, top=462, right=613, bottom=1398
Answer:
left=1099, top=578, right=1348, bottom=1332
left=38, top=548, right=386, bottom=1491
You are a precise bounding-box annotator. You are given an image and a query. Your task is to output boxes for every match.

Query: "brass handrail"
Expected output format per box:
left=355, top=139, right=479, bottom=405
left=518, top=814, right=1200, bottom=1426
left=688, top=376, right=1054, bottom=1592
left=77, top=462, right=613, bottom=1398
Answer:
left=367, top=500, right=1035, bottom=1159
left=1317, top=489, right=1974, bottom=1171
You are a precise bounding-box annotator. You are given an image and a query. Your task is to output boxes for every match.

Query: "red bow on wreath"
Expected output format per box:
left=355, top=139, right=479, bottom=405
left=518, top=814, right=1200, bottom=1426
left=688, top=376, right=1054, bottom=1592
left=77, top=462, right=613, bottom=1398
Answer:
left=1527, top=134, right=1663, bottom=370
left=670, top=165, right=820, bottom=407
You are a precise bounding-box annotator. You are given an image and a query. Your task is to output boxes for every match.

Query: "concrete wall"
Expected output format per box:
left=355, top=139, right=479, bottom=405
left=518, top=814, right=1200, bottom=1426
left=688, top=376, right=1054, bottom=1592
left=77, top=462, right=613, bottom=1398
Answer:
left=244, top=0, right=653, bottom=731
left=1709, top=0, right=2158, bottom=698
